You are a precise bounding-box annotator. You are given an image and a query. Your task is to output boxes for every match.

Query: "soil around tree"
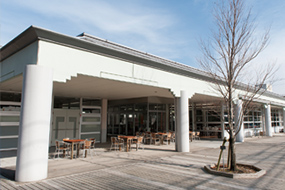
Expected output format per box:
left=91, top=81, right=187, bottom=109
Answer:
left=204, top=163, right=266, bottom=178
left=211, top=164, right=257, bottom=174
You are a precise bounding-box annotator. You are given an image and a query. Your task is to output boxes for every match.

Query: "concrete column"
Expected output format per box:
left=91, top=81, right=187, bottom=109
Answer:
left=101, top=99, right=108, bottom=143
left=265, top=104, right=272, bottom=137
left=174, top=98, right=180, bottom=151
left=191, top=103, right=196, bottom=131
left=177, top=90, right=189, bottom=152
left=235, top=99, right=244, bottom=142
left=166, top=104, right=169, bottom=132
left=146, top=103, right=150, bottom=132
left=261, top=106, right=266, bottom=133
left=283, top=108, right=285, bottom=131
left=16, top=65, right=53, bottom=182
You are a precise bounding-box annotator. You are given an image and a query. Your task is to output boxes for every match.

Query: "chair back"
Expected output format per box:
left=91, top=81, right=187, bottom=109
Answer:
left=137, top=136, right=144, bottom=143
left=55, top=140, right=60, bottom=148
left=84, top=140, right=92, bottom=148
left=90, top=138, right=96, bottom=148
left=111, top=137, right=117, bottom=144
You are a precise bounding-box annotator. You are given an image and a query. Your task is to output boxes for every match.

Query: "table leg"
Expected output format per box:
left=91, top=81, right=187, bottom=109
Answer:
left=77, top=143, right=80, bottom=158
left=71, top=142, right=74, bottom=160
left=126, top=140, right=129, bottom=152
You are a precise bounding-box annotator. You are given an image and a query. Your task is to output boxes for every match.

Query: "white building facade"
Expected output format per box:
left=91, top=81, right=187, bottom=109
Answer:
left=1, top=26, right=285, bottom=181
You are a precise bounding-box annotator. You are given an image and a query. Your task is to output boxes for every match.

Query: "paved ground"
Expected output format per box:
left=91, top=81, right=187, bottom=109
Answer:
left=1, top=134, right=284, bottom=190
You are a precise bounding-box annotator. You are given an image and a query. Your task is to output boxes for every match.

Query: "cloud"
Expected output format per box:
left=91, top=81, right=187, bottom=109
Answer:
left=2, top=0, right=174, bottom=43
left=1, top=0, right=190, bottom=61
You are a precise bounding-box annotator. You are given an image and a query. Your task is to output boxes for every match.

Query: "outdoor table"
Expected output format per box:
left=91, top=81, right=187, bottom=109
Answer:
left=118, top=136, right=137, bottom=152
left=63, top=139, right=85, bottom=159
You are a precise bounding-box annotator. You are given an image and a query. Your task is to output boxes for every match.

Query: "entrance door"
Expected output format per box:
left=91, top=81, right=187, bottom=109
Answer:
left=51, top=109, right=80, bottom=145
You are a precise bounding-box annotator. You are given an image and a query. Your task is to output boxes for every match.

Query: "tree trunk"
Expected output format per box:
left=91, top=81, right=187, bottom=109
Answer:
left=229, top=131, right=237, bottom=171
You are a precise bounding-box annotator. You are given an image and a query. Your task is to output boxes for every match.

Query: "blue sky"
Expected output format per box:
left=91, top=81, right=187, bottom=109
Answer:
left=1, top=0, right=284, bottom=95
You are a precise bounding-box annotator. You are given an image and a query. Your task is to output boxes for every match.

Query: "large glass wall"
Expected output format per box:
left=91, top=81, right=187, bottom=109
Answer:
left=108, top=104, right=147, bottom=136
left=107, top=102, right=168, bottom=136
left=52, top=97, right=101, bottom=143
left=194, top=104, right=223, bottom=139
left=80, top=98, right=101, bottom=141
left=244, top=109, right=262, bottom=129
left=271, top=108, right=284, bottom=133
left=149, top=104, right=166, bottom=132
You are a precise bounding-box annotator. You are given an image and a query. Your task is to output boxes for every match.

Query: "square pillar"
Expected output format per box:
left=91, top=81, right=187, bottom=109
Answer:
left=16, top=65, right=53, bottom=182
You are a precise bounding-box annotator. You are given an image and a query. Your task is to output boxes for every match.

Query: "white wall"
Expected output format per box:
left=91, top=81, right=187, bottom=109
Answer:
left=0, top=42, right=38, bottom=82
left=37, top=41, right=224, bottom=99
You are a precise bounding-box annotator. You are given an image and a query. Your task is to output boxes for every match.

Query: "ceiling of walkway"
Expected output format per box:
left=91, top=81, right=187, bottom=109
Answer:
left=190, top=93, right=224, bottom=103
left=53, top=75, right=175, bottom=100
left=0, top=74, right=174, bottom=100
left=0, top=74, right=222, bottom=102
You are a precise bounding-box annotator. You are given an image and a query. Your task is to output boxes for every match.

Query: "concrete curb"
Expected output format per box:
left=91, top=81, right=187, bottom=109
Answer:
left=204, top=163, right=266, bottom=179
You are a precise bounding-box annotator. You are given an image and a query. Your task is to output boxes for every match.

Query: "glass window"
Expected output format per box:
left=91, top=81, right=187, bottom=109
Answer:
left=0, top=92, right=21, bottom=102
left=82, top=108, right=100, bottom=114
left=82, top=99, right=101, bottom=106
left=149, top=104, right=166, bottom=111
left=0, top=138, right=18, bottom=149
left=81, top=134, right=101, bottom=141
left=54, top=97, right=80, bottom=109
left=1, top=105, right=21, bottom=111
left=0, top=116, right=20, bottom=122
left=82, top=117, right=101, bottom=122
left=0, top=126, right=19, bottom=136
left=81, top=124, right=101, bottom=133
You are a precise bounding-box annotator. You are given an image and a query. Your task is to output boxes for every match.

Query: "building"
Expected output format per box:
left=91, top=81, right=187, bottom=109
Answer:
left=1, top=26, right=285, bottom=181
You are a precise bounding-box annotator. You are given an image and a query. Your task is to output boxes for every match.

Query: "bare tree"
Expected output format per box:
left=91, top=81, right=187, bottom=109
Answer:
left=198, top=0, right=275, bottom=171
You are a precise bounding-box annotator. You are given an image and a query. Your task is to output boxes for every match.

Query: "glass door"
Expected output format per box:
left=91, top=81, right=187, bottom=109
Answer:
left=51, top=109, right=80, bottom=145
left=80, top=106, right=101, bottom=141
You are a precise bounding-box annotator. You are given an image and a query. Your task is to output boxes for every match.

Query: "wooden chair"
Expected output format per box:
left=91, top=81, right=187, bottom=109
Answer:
left=131, top=136, right=144, bottom=151
left=151, top=133, right=160, bottom=145
left=81, top=140, right=93, bottom=158
left=194, top=132, right=200, bottom=140
left=110, top=137, right=124, bottom=151
left=171, top=132, right=175, bottom=143
left=89, top=138, right=96, bottom=156
left=163, top=133, right=172, bottom=145
left=144, top=133, right=151, bottom=144
left=54, top=140, right=71, bottom=159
